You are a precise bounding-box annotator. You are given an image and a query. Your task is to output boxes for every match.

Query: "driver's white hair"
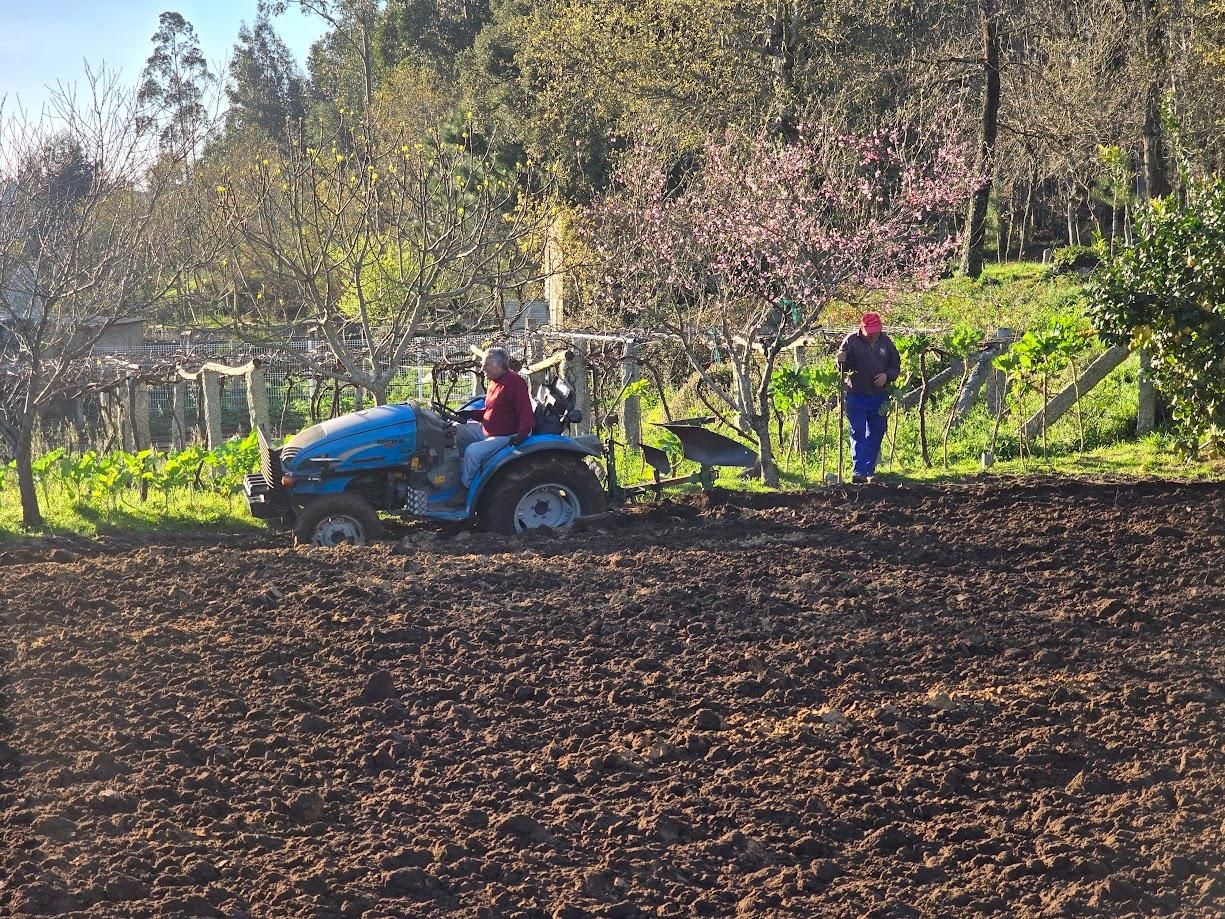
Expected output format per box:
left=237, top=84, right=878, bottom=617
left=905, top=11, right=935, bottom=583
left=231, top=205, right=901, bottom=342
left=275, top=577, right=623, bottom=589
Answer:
left=484, top=347, right=511, bottom=370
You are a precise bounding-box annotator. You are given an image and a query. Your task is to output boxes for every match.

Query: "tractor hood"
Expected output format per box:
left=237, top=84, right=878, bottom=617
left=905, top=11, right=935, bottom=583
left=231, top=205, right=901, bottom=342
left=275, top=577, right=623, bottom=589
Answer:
left=281, top=403, right=418, bottom=472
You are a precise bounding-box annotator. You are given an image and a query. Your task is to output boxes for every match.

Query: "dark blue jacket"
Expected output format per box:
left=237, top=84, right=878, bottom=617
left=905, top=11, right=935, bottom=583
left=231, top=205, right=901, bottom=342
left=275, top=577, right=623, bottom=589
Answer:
left=836, top=331, right=901, bottom=395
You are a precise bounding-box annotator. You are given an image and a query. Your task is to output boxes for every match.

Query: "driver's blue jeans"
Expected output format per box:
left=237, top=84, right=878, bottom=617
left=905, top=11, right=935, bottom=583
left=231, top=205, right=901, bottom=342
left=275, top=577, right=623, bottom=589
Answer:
left=456, top=422, right=511, bottom=487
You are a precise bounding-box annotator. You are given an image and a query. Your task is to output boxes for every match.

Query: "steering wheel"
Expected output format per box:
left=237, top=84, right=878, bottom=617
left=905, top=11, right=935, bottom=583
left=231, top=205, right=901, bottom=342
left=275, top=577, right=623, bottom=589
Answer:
left=432, top=402, right=465, bottom=424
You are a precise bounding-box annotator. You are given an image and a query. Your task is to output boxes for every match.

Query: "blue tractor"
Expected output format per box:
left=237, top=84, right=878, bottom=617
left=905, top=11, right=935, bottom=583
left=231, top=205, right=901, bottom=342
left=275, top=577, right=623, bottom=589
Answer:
left=243, top=365, right=757, bottom=545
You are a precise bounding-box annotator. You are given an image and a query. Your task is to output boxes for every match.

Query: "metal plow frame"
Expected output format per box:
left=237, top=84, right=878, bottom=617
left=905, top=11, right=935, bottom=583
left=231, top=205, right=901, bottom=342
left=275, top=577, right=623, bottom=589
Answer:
left=607, top=422, right=758, bottom=502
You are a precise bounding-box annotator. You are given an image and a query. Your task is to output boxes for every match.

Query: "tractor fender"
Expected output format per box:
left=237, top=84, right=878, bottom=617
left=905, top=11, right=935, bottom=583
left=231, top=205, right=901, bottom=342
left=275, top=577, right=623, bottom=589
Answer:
left=469, top=436, right=602, bottom=504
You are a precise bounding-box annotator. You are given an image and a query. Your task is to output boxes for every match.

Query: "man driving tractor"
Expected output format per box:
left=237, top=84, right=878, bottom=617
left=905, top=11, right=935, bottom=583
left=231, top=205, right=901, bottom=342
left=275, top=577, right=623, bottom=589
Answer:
left=446, top=347, right=535, bottom=506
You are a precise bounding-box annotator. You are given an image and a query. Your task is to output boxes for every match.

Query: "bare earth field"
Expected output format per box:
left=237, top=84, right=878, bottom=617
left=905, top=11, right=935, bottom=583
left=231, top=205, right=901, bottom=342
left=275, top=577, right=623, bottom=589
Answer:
left=1, top=478, right=1223, bottom=918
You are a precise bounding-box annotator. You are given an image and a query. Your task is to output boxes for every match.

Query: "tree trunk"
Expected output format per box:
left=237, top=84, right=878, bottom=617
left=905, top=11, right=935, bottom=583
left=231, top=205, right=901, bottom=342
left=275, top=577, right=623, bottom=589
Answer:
left=918, top=350, right=933, bottom=467
left=1018, top=176, right=1034, bottom=256
left=959, top=0, right=1001, bottom=278
left=753, top=412, right=780, bottom=487
left=1139, top=0, right=1170, bottom=200
left=1040, top=374, right=1050, bottom=460
left=16, top=406, right=42, bottom=530
left=768, top=0, right=800, bottom=143
left=754, top=349, right=781, bottom=487
left=989, top=377, right=1009, bottom=460
left=942, top=365, right=973, bottom=467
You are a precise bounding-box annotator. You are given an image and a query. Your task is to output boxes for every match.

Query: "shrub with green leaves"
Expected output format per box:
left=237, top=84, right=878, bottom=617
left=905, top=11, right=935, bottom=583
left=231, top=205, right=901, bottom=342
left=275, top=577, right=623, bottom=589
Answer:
left=0, top=430, right=265, bottom=513
left=1088, top=179, right=1225, bottom=454
left=1052, top=245, right=1102, bottom=272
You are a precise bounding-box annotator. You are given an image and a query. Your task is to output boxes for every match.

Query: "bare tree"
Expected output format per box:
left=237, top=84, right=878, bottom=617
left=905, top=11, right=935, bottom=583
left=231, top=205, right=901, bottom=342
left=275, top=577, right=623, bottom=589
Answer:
left=192, top=110, right=554, bottom=404
left=0, top=70, right=198, bottom=528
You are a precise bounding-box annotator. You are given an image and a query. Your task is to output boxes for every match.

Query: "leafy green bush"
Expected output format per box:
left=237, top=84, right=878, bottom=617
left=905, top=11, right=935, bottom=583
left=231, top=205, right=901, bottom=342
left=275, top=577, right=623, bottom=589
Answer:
left=1052, top=245, right=1102, bottom=271
left=1088, top=179, right=1225, bottom=454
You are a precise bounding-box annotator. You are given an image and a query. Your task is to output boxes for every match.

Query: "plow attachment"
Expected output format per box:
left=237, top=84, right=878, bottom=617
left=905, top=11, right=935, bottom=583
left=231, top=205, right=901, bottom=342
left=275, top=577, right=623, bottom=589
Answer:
left=608, top=421, right=757, bottom=503
left=654, top=423, right=757, bottom=469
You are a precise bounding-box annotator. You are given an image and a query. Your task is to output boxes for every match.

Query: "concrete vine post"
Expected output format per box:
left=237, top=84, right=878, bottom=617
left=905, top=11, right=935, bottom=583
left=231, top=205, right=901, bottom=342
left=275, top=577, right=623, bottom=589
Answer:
left=200, top=371, right=224, bottom=450
left=127, top=379, right=150, bottom=500
left=130, top=380, right=151, bottom=454
left=621, top=341, right=642, bottom=448
left=246, top=362, right=272, bottom=436
left=564, top=344, right=593, bottom=436
left=171, top=381, right=189, bottom=450
left=1137, top=348, right=1157, bottom=435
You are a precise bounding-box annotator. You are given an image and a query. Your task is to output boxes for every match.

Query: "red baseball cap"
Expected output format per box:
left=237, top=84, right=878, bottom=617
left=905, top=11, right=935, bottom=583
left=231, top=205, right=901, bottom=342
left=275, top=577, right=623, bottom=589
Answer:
left=861, top=312, right=883, bottom=333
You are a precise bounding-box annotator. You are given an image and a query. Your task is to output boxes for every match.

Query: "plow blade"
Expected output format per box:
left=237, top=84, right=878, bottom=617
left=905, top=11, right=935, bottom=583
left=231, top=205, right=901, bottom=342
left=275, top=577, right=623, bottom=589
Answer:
left=655, top=424, right=757, bottom=468
left=638, top=442, right=672, bottom=478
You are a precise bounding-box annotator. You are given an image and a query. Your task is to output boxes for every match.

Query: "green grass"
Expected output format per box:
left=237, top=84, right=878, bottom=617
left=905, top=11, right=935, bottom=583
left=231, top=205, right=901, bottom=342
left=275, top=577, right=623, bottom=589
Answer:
left=874, top=435, right=1222, bottom=483
left=824, top=261, right=1088, bottom=333
left=0, top=485, right=260, bottom=541
left=706, top=433, right=1220, bottom=492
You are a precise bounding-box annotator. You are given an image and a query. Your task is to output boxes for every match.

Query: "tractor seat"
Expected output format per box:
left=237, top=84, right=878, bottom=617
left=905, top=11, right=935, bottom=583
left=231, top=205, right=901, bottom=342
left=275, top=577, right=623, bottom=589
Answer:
left=533, top=376, right=582, bottom=435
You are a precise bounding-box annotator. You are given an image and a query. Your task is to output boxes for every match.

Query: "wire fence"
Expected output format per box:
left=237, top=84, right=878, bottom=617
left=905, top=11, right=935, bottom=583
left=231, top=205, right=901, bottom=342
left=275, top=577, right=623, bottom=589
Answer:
left=79, top=329, right=622, bottom=447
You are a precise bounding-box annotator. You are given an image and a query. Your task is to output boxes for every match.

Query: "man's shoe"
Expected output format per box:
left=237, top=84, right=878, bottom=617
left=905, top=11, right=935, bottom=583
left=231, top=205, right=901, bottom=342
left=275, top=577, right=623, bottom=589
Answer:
left=442, top=489, right=468, bottom=508
left=851, top=475, right=868, bottom=484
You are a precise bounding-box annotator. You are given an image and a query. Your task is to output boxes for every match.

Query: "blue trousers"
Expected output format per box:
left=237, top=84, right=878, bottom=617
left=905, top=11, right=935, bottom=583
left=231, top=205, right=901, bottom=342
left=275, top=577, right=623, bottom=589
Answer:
left=845, top=392, right=888, bottom=477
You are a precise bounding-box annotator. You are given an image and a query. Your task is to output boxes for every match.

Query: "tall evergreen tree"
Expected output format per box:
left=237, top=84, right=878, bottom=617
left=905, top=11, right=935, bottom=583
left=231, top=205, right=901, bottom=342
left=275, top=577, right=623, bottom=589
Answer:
left=377, top=0, right=490, bottom=75
left=227, top=2, right=308, bottom=142
left=137, top=12, right=214, bottom=154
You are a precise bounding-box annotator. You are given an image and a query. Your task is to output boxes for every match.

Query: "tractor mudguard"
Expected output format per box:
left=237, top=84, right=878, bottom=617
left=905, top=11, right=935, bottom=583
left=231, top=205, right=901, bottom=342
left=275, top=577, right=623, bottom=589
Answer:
left=468, top=435, right=602, bottom=507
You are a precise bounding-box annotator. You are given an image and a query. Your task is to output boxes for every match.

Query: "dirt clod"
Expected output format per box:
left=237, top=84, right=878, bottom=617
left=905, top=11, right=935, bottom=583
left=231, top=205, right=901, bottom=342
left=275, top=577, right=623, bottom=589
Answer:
left=362, top=669, right=396, bottom=703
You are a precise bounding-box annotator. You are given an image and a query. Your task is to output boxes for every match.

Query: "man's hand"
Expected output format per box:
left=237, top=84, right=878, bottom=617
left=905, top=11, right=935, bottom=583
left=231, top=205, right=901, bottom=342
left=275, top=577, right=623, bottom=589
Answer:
left=873, top=372, right=888, bottom=389
left=508, top=433, right=527, bottom=447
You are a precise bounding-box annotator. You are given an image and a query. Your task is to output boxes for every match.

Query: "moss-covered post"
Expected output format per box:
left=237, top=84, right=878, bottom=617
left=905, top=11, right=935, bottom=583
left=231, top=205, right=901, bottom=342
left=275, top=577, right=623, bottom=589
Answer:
left=621, top=341, right=642, bottom=447
left=129, top=379, right=151, bottom=452
left=201, top=370, right=224, bottom=449
left=1137, top=347, right=1157, bottom=435
left=171, top=381, right=188, bottom=450
left=247, top=360, right=272, bottom=434
left=564, top=343, right=593, bottom=436
left=104, top=387, right=134, bottom=452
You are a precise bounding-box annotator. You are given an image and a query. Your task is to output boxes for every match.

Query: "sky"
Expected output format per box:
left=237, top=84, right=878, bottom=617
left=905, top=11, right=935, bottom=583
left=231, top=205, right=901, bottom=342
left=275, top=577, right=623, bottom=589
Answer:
left=0, top=1, right=327, bottom=117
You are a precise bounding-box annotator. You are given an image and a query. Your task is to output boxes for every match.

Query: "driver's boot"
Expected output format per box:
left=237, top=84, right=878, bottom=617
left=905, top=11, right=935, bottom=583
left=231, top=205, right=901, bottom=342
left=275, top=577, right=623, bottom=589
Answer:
left=443, top=487, right=468, bottom=509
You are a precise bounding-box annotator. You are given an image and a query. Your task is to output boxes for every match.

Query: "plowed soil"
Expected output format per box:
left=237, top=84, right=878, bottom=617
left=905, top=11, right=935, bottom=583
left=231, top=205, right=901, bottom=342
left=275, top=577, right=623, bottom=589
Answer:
left=2, top=478, right=1224, bottom=919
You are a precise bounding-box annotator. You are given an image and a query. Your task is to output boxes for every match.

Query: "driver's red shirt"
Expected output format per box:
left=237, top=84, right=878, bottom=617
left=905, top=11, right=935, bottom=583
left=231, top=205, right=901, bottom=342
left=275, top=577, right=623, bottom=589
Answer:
left=482, top=371, right=534, bottom=438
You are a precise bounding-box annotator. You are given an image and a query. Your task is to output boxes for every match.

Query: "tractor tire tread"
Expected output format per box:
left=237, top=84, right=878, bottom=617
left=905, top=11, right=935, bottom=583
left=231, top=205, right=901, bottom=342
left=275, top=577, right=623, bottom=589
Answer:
left=477, top=453, right=607, bottom=535
left=293, top=493, right=382, bottom=546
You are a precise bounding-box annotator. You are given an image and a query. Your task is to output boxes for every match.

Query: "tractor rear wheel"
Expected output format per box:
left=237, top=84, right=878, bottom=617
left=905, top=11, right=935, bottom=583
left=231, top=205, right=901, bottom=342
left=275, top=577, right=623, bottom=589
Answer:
left=293, top=493, right=382, bottom=547
left=478, top=454, right=607, bottom=535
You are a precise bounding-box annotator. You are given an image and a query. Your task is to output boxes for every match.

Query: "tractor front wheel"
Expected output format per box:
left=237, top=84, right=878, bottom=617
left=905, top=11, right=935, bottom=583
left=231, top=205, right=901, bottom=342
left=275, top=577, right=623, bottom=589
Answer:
left=293, top=494, right=382, bottom=547
left=478, top=454, right=607, bottom=535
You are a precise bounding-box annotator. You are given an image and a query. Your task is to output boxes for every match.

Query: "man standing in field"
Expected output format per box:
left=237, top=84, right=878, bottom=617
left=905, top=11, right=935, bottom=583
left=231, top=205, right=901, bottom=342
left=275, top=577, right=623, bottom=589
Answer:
left=447, top=347, right=535, bottom=506
left=836, top=312, right=901, bottom=484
